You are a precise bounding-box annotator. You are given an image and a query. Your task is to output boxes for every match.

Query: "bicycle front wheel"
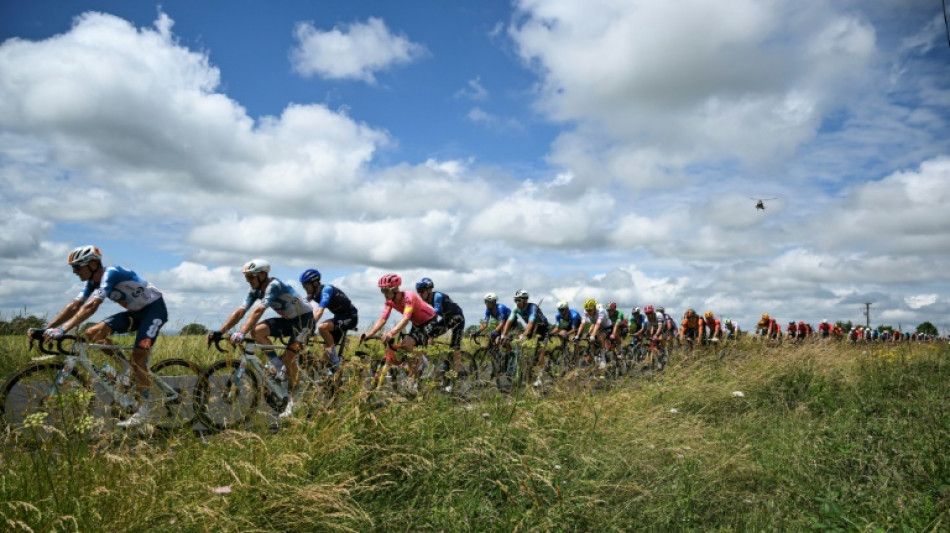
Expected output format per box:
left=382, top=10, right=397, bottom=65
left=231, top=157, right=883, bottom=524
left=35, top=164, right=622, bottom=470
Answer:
left=194, top=360, right=259, bottom=432
left=0, top=362, right=98, bottom=446
left=149, top=358, right=203, bottom=430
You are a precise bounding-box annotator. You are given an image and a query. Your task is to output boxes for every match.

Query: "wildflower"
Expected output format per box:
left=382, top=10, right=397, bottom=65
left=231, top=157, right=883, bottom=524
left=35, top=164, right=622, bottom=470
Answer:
left=732, top=391, right=745, bottom=398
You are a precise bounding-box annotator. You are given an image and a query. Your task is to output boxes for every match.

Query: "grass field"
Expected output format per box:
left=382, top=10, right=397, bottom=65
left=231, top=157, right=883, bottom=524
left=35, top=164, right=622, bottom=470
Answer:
left=0, top=335, right=948, bottom=532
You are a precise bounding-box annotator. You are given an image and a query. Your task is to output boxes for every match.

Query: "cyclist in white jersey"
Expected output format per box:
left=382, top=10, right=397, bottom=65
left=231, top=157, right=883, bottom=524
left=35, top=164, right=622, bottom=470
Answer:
left=210, top=259, right=313, bottom=418
left=41, top=245, right=167, bottom=427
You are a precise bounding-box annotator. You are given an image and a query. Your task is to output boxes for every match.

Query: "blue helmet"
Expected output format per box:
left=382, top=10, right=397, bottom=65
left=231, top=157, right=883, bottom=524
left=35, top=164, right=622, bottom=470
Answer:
left=415, top=277, right=434, bottom=291
left=299, top=269, right=321, bottom=284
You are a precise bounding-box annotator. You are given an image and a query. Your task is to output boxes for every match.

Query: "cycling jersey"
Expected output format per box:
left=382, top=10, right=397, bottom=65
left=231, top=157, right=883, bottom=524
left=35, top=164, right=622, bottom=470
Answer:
left=508, top=303, right=549, bottom=327
left=242, top=278, right=310, bottom=319
left=380, top=291, right=436, bottom=326
left=431, top=291, right=463, bottom=318
left=581, top=307, right=613, bottom=330
left=308, top=284, right=358, bottom=317
left=554, top=309, right=582, bottom=331
left=607, top=310, right=626, bottom=327
left=484, top=304, right=512, bottom=324
left=76, top=265, right=162, bottom=312
left=681, top=315, right=700, bottom=330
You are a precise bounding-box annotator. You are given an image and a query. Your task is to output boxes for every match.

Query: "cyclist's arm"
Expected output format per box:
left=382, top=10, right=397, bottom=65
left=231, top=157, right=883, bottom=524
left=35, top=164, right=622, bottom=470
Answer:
left=384, top=315, right=411, bottom=342
left=45, top=299, right=83, bottom=329
left=311, top=304, right=327, bottom=324
left=239, top=305, right=267, bottom=336
left=58, top=297, right=104, bottom=333
left=218, top=306, right=249, bottom=333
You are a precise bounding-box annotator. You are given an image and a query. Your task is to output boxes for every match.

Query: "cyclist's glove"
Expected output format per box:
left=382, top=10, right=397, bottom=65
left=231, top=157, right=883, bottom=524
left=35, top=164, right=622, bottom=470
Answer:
left=230, top=332, right=245, bottom=343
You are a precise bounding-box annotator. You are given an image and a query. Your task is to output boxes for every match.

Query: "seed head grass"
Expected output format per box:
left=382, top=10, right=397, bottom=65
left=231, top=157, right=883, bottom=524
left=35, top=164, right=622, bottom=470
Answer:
left=0, top=335, right=947, bottom=531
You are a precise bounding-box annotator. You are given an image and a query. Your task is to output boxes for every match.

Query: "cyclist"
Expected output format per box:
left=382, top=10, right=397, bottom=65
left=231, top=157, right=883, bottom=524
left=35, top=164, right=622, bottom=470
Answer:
left=499, top=290, right=551, bottom=383
left=41, top=245, right=167, bottom=428
left=629, top=307, right=645, bottom=339
left=605, top=302, right=628, bottom=342
left=551, top=301, right=582, bottom=340
left=723, top=317, right=741, bottom=340
left=786, top=321, right=798, bottom=340
left=212, top=259, right=312, bottom=418
left=578, top=299, right=613, bottom=368
left=701, top=311, right=723, bottom=342
left=361, top=274, right=437, bottom=379
left=474, top=293, right=511, bottom=340
left=818, top=319, right=831, bottom=339
left=415, top=277, right=466, bottom=374
left=299, top=268, right=358, bottom=373
left=641, top=305, right=661, bottom=341
left=680, top=309, right=702, bottom=345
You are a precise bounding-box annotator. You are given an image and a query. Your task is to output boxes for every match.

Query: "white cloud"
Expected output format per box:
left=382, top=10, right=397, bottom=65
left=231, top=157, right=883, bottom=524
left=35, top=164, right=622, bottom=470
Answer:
left=905, top=294, right=937, bottom=309
left=455, top=76, right=489, bottom=100
left=290, top=17, right=426, bottom=83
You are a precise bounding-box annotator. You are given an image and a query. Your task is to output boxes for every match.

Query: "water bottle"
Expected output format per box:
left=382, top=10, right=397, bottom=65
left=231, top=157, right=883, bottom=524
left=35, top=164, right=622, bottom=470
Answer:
left=118, top=369, right=132, bottom=388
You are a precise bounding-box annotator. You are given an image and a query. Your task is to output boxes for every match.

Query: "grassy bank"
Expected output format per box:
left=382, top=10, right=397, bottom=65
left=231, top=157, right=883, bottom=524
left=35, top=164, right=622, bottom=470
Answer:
left=0, top=337, right=948, bottom=532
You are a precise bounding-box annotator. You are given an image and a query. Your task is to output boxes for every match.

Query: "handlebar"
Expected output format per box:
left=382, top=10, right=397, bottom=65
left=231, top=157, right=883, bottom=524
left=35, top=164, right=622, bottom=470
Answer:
left=28, top=328, right=78, bottom=355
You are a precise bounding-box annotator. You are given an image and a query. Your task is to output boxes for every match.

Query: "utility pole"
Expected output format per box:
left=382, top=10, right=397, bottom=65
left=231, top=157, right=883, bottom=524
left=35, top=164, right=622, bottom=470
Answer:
left=863, top=302, right=873, bottom=330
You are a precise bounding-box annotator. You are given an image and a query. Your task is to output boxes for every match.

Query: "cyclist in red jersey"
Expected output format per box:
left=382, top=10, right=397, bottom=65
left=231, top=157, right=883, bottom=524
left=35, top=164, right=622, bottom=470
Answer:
left=701, top=311, right=723, bottom=341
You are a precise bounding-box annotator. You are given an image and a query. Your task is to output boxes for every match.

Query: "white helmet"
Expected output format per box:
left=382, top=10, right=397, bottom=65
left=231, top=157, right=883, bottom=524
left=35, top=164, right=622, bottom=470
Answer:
left=484, top=293, right=498, bottom=303
left=242, top=258, right=271, bottom=274
left=557, top=300, right=569, bottom=310
left=514, top=289, right=529, bottom=301
left=67, top=245, right=102, bottom=266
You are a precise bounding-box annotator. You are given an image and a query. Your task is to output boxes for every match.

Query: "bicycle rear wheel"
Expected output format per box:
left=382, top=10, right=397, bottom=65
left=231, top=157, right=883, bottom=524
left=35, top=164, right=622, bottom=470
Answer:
left=195, top=360, right=259, bottom=431
left=0, top=362, right=98, bottom=446
left=149, top=358, right=202, bottom=430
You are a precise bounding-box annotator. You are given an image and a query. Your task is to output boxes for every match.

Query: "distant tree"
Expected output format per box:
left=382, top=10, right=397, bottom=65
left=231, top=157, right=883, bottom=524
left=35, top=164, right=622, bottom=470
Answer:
left=916, top=322, right=938, bottom=336
left=0, top=314, right=45, bottom=335
left=877, top=325, right=893, bottom=332
left=836, top=320, right=853, bottom=332
left=180, top=323, right=209, bottom=336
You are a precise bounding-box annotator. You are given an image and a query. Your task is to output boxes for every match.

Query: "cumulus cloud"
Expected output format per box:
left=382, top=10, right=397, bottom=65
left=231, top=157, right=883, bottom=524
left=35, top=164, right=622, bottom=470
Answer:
left=290, top=17, right=426, bottom=83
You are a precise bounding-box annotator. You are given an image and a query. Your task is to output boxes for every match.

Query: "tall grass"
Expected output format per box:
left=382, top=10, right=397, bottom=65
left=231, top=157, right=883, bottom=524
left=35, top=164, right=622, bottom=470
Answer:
left=0, top=336, right=948, bottom=531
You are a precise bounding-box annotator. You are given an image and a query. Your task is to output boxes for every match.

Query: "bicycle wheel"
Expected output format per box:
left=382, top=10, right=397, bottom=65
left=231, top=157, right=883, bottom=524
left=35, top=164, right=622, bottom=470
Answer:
left=194, top=360, right=259, bottom=431
left=0, top=362, right=98, bottom=446
left=149, top=358, right=202, bottom=430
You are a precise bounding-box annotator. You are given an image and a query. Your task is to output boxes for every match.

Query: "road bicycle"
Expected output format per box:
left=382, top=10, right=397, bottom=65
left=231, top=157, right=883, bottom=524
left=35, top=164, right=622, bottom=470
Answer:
left=0, top=331, right=202, bottom=445
left=195, top=334, right=324, bottom=431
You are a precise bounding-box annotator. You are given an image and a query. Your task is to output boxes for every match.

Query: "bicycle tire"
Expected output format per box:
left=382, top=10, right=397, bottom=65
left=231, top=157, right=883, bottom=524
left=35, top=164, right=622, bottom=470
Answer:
left=149, top=358, right=202, bottom=430
left=0, top=361, right=98, bottom=446
left=194, top=359, right=259, bottom=431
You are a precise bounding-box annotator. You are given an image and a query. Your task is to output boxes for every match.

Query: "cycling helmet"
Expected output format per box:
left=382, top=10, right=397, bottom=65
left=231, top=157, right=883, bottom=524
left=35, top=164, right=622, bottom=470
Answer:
left=762, top=313, right=770, bottom=320
left=415, top=277, right=434, bottom=291
left=243, top=259, right=271, bottom=274
left=299, top=269, right=321, bottom=284
left=67, top=245, right=102, bottom=266
left=822, top=319, right=828, bottom=324
left=789, top=321, right=795, bottom=325
left=484, top=293, right=498, bottom=303
left=657, top=306, right=665, bottom=313
left=724, top=317, right=732, bottom=324
left=685, top=308, right=695, bottom=317
left=514, top=289, right=529, bottom=301
left=583, top=298, right=597, bottom=311
left=704, top=311, right=714, bottom=319
left=608, top=302, right=617, bottom=311
left=644, top=305, right=655, bottom=313
left=378, top=273, right=401, bottom=289
left=557, top=300, right=569, bottom=311
left=632, top=307, right=640, bottom=313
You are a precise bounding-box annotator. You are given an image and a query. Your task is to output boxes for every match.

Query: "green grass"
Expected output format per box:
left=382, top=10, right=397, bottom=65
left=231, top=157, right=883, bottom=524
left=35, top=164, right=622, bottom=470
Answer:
left=0, top=336, right=948, bottom=532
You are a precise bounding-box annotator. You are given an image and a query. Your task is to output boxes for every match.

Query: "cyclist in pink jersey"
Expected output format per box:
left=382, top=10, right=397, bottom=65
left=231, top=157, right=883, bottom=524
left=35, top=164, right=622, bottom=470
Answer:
left=361, top=273, right=437, bottom=378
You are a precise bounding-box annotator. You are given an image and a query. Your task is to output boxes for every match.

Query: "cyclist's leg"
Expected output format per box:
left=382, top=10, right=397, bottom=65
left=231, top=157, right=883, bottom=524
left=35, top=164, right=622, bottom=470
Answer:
left=448, top=315, right=465, bottom=373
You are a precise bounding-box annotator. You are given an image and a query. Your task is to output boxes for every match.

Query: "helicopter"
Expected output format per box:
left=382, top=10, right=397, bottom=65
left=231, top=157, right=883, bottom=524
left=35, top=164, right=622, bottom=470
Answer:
left=751, top=197, right=778, bottom=211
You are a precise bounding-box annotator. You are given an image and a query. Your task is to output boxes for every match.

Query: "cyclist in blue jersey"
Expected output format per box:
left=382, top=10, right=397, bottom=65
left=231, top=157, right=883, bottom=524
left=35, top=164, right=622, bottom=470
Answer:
left=474, top=293, right=511, bottom=340
left=41, top=245, right=167, bottom=427
left=500, top=290, right=551, bottom=380
left=551, top=301, right=582, bottom=340
left=415, top=277, right=466, bottom=374
left=299, top=268, right=358, bottom=372
left=211, top=259, right=313, bottom=418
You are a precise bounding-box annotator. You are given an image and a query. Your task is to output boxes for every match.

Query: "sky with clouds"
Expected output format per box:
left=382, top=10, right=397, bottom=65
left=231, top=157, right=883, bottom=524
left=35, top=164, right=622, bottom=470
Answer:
left=1, top=0, right=949, bottom=335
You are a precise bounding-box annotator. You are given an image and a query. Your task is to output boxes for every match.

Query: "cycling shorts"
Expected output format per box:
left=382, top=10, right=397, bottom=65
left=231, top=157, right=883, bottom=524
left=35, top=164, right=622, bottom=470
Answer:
left=102, top=298, right=168, bottom=351
left=325, top=313, right=358, bottom=344
left=262, top=314, right=316, bottom=343
left=430, top=314, right=466, bottom=349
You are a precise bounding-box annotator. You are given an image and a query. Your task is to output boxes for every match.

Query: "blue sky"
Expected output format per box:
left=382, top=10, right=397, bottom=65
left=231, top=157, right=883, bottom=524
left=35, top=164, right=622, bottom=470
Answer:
left=1, top=0, right=949, bottom=334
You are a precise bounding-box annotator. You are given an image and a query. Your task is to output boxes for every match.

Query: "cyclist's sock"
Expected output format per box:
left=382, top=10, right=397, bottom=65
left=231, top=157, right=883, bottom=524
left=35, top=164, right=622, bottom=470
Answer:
left=329, top=346, right=340, bottom=369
